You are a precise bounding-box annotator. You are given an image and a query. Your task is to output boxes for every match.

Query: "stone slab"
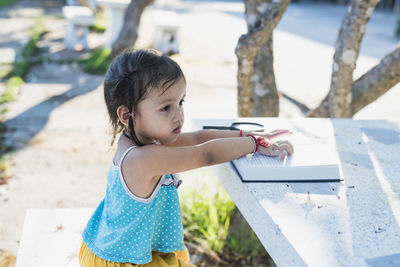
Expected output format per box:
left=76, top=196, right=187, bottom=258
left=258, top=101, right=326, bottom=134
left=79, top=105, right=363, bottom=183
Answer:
left=15, top=208, right=93, bottom=267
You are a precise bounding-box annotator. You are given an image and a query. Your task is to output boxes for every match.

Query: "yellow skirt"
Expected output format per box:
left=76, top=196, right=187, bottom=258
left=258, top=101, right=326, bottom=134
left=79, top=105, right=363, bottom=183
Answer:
left=79, top=240, right=196, bottom=267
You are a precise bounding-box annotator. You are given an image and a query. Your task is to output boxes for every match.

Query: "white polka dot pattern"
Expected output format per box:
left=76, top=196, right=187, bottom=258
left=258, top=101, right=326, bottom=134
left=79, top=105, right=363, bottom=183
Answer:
left=81, top=166, right=185, bottom=264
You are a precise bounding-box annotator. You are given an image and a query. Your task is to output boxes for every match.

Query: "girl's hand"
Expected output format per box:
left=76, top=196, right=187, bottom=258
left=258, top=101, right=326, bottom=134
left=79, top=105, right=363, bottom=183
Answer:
left=262, top=129, right=292, bottom=140
left=257, top=140, right=294, bottom=161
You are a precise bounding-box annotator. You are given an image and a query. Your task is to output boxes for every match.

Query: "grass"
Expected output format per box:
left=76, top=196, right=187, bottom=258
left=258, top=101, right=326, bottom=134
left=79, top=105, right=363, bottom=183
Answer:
left=0, top=19, right=47, bottom=105
left=181, top=180, right=236, bottom=254
left=397, top=15, right=400, bottom=37
left=1, top=107, right=8, bottom=115
left=0, top=0, right=15, bottom=9
left=0, top=18, right=46, bottom=186
left=180, top=172, right=273, bottom=265
left=8, top=60, right=29, bottom=78
left=23, top=20, right=46, bottom=59
left=0, top=76, right=23, bottom=104
left=1, top=61, right=29, bottom=105
left=0, top=122, right=12, bottom=185
left=0, top=155, right=9, bottom=185
left=90, top=7, right=107, bottom=33
left=227, top=216, right=271, bottom=260
left=0, top=67, right=12, bottom=80
left=82, top=48, right=111, bottom=74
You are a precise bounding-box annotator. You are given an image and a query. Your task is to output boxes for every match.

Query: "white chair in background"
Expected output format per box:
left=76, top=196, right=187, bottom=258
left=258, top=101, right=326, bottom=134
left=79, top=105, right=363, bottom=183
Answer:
left=62, top=0, right=96, bottom=50
left=152, top=10, right=182, bottom=55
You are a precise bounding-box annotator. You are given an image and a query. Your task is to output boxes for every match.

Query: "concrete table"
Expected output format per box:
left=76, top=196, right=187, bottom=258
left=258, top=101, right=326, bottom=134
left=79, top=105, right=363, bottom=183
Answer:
left=95, top=0, right=130, bottom=48
left=193, top=118, right=400, bottom=267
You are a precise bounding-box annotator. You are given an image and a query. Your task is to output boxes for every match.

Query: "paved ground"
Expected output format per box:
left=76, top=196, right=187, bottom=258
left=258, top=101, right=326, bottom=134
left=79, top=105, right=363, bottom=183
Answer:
left=0, top=0, right=399, bottom=259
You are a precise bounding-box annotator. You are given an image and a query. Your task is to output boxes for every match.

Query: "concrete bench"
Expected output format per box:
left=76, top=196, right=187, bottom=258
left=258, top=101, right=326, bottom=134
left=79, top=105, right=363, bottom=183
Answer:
left=62, top=6, right=95, bottom=50
left=15, top=208, right=93, bottom=267
left=152, top=10, right=182, bottom=55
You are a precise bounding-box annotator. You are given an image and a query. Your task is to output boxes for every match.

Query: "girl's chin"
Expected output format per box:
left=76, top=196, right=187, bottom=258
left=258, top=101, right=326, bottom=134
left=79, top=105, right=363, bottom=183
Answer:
left=163, top=135, right=180, bottom=145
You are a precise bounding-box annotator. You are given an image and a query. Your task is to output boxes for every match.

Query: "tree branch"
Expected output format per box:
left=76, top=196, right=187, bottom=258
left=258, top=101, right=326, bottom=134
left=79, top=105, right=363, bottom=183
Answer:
left=236, top=0, right=290, bottom=57
left=111, top=0, right=154, bottom=58
left=236, top=0, right=290, bottom=117
left=328, top=0, right=379, bottom=117
left=308, top=44, right=400, bottom=117
left=351, top=44, right=400, bottom=116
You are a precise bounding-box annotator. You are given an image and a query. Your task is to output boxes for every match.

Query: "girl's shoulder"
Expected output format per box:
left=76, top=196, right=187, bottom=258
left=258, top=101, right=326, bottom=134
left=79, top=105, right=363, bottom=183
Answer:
left=115, top=144, right=162, bottom=199
left=113, top=144, right=137, bottom=167
left=113, top=135, right=145, bottom=166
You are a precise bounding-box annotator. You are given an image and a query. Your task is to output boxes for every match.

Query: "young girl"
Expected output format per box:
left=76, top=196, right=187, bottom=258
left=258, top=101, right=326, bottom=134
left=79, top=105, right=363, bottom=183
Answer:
left=78, top=49, right=293, bottom=267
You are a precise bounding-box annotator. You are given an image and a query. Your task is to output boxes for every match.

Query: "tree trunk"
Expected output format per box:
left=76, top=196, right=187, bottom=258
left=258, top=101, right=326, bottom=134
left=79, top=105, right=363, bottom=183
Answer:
left=111, top=0, right=154, bottom=58
left=245, top=0, right=279, bottom=117
left=351, top=44, right=400, bottom=115
left=236, top=0, right=290, bottom=117
left=308, top=44, right=400, bottom=118
left=328, top=0, right=379, bottom=118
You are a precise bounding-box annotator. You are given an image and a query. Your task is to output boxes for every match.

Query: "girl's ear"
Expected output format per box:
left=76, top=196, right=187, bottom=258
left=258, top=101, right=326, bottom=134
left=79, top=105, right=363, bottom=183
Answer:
left=116, top=105, right=133, bottom=127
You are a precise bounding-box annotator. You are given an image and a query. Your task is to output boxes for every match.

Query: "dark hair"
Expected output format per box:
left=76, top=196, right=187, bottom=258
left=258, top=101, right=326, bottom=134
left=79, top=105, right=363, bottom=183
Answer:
left=104, top=49, right=185, bottom=146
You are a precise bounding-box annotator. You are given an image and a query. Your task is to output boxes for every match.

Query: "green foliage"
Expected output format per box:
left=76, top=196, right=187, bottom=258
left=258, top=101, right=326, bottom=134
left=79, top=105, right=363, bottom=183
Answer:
left=0, top=0, right=15, bottom=9
left=82, top=48, right=112, bottom=74
left=0, top=155, right=7, bottom=172
left=181, top=181, right=236, bottom=254
left=90, top=8, right=107, bottom=32
left=1, top=76, right=23, bottom=103
left=0, top=153, right=11, bottom=185
left=0, top=12, right=47, bottom=186
left=180, top=173, right=272, bottom=265
left=0, top=123, right=12, bottom=161
left=23, top=20, right=46, bottom=58
left=397, top=15, right=400, bottom=37
left=0, top=107, right=8, bottom=115
left=227, top=222, right=270, bottom=259
left=0, top=66, right=12, bottom=79
left=0, top=123, right=6, bottom=134
left=9, top=61, right=29, bottom=78
left=6, top=20, right=46, bottom=80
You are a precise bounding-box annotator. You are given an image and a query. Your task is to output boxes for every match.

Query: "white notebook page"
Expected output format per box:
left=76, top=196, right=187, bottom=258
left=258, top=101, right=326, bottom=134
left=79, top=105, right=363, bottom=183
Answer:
left=232, top=131, right=341, bottom=181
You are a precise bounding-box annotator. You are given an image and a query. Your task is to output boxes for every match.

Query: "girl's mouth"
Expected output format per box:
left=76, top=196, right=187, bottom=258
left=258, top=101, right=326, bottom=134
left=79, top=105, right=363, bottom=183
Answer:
left=173, top=127, right=181, bottom=134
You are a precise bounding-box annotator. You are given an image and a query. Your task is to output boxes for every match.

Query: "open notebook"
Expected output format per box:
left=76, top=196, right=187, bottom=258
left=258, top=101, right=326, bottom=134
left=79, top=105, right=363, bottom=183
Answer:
left=231, top=130, right=342, bottom=182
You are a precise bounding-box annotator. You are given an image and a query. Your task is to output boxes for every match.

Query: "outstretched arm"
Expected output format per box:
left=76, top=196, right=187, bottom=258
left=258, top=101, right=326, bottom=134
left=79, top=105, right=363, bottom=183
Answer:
left=128, top=135, right=293, bottom=178
left=122, top=134, right=293, bottom=198
left=126, top=136, right=257, bottom=180
left=169, top=129, right=291, bottom=147
left=167, top=130, right=240, bottom=147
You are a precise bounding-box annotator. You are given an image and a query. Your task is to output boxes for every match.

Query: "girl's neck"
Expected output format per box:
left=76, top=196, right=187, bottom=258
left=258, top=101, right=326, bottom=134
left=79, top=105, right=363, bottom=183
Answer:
left=121, top=130, right=159, bottom=146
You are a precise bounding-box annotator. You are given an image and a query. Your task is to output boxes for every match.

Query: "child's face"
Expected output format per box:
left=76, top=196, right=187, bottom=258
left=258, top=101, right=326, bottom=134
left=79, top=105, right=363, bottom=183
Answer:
left=133, top=77, right=186, bottom=145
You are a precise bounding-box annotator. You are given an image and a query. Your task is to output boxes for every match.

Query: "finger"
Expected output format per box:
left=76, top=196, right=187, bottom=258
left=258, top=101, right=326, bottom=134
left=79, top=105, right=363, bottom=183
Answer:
left=280, top=150, right=288, bottom=161
left=288, top=142, right=294, bottom=154
left=268, top=129, right=292, bottom=139
left=268, top=144, right=281, bottom=157
left=266, top=129, right=289, bottom=139
left=269, top=129, right=288, bottom=136
left=277, top=140, right=294, bottom=155
left=277, top=143, right=292, bottom=156
left=283, top=141, right=294, bottom=155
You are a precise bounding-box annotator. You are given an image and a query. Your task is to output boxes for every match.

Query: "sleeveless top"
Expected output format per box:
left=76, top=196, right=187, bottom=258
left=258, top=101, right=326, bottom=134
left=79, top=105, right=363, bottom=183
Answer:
left=81, top=146, right=185, bottom=264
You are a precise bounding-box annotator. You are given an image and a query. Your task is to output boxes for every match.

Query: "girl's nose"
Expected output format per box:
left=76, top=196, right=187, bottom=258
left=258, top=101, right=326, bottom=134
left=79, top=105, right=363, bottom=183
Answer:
left=174, top=107, right=184, bottom=122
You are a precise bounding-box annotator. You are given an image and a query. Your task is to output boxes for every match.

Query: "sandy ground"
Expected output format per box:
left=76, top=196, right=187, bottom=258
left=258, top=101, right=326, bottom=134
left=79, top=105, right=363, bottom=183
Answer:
left=0, top=0, right=399, bottom=260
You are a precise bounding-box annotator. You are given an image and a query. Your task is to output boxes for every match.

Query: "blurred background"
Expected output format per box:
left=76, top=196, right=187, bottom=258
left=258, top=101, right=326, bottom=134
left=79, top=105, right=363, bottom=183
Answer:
left=0, top=0, right=399, bottom=266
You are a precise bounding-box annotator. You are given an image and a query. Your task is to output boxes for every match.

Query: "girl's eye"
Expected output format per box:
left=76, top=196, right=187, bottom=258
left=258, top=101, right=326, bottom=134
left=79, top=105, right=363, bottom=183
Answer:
left=161, top=105, right=170, bottom=112
left=179, top=99, right=185, bottom=106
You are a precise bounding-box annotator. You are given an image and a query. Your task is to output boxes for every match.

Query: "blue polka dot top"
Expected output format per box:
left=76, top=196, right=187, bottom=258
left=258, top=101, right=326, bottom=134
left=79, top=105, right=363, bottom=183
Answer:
left=81, top=146, right=185, bottom=264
